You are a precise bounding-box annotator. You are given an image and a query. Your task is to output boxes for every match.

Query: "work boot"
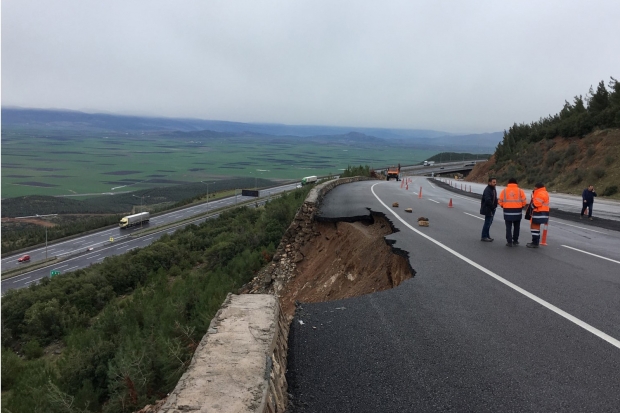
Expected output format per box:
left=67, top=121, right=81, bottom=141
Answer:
left=513, top=240, right=519, bottom=245
left=481, top=238, right=493, bottom=242
left=589, top=217, right=593, bottom=221
left=506, top=242, right=513, bottom=247
left=526, top=243, right=539, bottom=248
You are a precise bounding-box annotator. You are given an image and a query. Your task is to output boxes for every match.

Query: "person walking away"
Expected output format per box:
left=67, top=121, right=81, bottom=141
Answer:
left=581, top=185, right=597, bottom=220
left=498, top=178, right=527, bottom=247
left=480, top=177, right=498, bottom=241
left=527, top=182, right=550, bottom=248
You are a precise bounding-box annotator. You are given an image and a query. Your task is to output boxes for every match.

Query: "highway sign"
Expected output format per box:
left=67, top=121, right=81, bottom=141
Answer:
left=50, top=270, right=61, bottom=277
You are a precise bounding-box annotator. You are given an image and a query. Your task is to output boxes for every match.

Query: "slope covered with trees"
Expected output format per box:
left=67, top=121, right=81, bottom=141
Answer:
left=1, top=186, right=312, bottom=412
left=468, top=77, right=620, bottom=197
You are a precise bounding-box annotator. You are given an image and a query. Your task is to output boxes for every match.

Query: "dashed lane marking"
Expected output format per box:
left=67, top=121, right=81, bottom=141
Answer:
left=561, top=245, right=620, bottom=265
left=428, top=199, right=440, bottom=204
left=554, top=222, right=606, bottom=234
left=464, top=212, right=484, bottom=221
left=371, top=182, right=620, bottom=350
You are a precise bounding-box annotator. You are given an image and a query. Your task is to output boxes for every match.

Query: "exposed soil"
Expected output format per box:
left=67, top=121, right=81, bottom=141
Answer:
left=278, top=214, right=414, bottom=317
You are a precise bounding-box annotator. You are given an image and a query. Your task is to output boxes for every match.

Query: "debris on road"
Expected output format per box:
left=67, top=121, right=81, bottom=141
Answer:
left=418, top=217, right=429, bottom=227
left=392, top=202, right=399, bottom=207
left=405, top=208, right=412, bottom=213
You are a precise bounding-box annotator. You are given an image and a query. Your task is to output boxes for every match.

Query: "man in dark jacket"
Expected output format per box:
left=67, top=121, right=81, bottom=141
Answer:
left=480, top=177, right=498, bottom=241
left=580, top=185, right=597, bottom=220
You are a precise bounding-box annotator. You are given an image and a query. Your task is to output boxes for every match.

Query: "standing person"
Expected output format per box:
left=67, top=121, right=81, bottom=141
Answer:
left=480, top=177, right=498, bottom=242
left=527, top=182, right=550, bottom=248
left=581, top=185, right=597, bottom=220
left=498, top=178, right=527, bottom=247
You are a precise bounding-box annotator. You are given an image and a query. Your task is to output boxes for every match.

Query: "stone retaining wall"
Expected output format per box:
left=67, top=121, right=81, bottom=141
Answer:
left=145, top=176, right=376, bottom=413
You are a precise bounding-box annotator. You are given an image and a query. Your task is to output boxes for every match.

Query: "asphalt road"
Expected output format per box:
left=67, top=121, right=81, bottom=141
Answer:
left=1, top=182, right=299, bottom=294
left=287, top=177, right=620, bottom=412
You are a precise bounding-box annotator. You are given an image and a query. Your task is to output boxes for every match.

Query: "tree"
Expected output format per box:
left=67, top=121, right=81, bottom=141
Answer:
left=587, top=80, right=610, bottom=115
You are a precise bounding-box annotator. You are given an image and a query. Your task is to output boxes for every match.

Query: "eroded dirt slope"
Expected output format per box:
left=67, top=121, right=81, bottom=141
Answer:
left=279, top=214, right=413, bottom=317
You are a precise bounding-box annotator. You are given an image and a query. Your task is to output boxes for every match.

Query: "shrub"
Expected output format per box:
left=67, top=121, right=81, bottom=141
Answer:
left=591, top=167, right=606, bottom=179
left=586, top=147, right=596, bottom=157
left=23, top=340, right=44, bottom=360
left=570, top=169, right=585, bottom=185
left=602, top=185, right=618, bottom=196
left=605, top=155, right=614, bottom=166
left=545, top=151, right=561, bottom=167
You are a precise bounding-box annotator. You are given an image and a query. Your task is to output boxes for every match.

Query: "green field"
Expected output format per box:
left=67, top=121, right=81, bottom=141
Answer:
left=1, top=128, right=437, bottom=198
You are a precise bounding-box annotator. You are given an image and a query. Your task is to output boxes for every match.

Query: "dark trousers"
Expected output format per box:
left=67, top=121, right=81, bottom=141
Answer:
left=481, top=212, right=494, bottom=239
left=581, top=202, right=593, bottom=217
left=505, top=220, right=521, bottom=243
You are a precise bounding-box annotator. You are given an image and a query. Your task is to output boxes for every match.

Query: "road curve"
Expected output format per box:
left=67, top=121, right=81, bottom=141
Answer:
left=286, top=177, right=620, bottom=413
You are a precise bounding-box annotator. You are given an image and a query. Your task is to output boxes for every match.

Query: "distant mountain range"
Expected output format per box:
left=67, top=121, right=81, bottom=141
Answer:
left=1, top=107, right=503, bottom=151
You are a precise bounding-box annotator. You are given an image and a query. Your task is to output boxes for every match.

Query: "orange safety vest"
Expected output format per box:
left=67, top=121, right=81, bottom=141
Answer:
left=531, top=186, right=550, bottom=224
left=498, top=184, right=527, bottom=209
left=532, top=187, right=550, bottom=212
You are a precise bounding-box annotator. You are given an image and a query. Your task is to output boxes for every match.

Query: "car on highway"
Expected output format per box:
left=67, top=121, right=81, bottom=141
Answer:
left=439, top=167, right=445, bottom=169
left=17, top=255, right=31, bottom=263
left=86, top=247, right=94, bottom=252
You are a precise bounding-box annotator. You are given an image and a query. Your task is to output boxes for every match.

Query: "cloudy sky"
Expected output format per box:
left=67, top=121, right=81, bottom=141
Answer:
left=2, top=0, right=619, bottom=133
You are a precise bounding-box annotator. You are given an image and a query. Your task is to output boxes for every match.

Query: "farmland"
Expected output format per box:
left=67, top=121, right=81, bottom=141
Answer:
left=1, top=127, right=437, bottom=199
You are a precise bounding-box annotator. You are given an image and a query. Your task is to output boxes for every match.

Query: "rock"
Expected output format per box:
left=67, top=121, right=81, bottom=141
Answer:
left=392, top=202, right=399, bottom=207
left=294, top=252, right=304, bottom=263
left=405, top=208, right=412, bottom=213
left=418, top=220, right=429, bottom=227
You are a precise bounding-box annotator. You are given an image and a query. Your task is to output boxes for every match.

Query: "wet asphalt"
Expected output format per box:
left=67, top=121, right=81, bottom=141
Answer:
left=286, top=178, right=620, bottom=412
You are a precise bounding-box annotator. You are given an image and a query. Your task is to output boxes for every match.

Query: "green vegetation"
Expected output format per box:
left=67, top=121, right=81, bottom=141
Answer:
left=494, top=77, right=620, bottom=164
left=486, top=77, right=620, bottom=191
left=425, top=152, right=491, bottom=163
left=340, top=164, right=373, bottom=178
left=1, top=186, right=312, bottom=412
left=1, top=127, right=437, bottom=198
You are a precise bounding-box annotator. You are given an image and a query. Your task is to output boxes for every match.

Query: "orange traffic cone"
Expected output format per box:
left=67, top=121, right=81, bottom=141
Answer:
left=540, top=223, right=548, bottom=246
left=448, top=198, right=453, bottom=208
left=406, top=183, right=409, bottom=190
left=418, top=187, right=423, bottom=198
left=400, top=180, right=404, bottom=188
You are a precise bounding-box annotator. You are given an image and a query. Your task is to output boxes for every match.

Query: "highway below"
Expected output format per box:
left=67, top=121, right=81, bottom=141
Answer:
left=1, top=182, right=299, bottom=294
left=287, top=177, right=620, bottom=412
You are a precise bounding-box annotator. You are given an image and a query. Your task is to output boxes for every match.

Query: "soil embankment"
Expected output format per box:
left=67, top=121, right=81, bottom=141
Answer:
left=278, top=214, right=413, bottom=317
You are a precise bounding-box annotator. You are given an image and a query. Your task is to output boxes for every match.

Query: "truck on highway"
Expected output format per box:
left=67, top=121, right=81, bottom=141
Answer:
left=423, top=161, right=435, bottom=166
left=386, top=164, right=401, bottom=181
left=119, top=212, right=150, bottom=229
left=301, top=176, right=318, bottom=185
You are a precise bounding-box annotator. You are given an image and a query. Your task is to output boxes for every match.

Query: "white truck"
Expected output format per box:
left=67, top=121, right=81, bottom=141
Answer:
left=119, top=212, right=150, bottom=228
left=423, top=161, right=435, bottom=166
left=301, top=175, right=318, bottom=185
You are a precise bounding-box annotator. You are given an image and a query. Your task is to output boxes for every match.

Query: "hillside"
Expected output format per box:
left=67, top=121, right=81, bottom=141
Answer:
left=467, top=77, right=620, bottom=198
left=466, top=129, right=620, bottom=198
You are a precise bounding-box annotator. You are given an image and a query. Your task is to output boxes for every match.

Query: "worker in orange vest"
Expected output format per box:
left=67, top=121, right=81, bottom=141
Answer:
left=527, top=182, right=550, bottom=248
left=498, top=178, right=527, bottom=247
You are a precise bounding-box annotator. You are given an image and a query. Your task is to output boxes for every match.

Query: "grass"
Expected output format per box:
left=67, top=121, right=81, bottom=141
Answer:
left=1, top=127, right=437, bottom=198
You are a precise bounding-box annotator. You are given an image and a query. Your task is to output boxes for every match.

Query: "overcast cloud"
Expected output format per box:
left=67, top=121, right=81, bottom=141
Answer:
left=2, top=0, right=619, bottom=133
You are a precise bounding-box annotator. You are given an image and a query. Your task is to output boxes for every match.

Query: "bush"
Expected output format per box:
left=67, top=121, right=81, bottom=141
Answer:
left=23, top=340, right=44, bottom=360
left=603, top=185, right=618, bottom=196
left=591, top=167, right=606, bottom=179
left=545, top=151, right=561, bottom=167
left=605, top=155, right=614, bottom=166
left=570, top=169, right=585, bottom=185
left=586, top=147, right=596, bottom=157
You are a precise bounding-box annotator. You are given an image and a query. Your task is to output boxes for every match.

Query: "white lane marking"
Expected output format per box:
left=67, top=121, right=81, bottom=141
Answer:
left=464, top=212, right=484, bottom=221
left=90, top=254, right=101, bottom=258
left=66, top=266, right=79, bottom=271
left=25, top=280, right=37, bottom=285
left=13, top=276, right=31, bottom=283
left=428, top=199, right=440, bottom=204
left=412, top=192, right=418, bottom=195
left=55, top=264, right=69, bottom=269
left=428, top=182, right=436, bottom=189
left=554, top=222, right=606, bottom=234
left=561, top=245, right=620, bottom=265
left=371, top=183, right=620, bottom=350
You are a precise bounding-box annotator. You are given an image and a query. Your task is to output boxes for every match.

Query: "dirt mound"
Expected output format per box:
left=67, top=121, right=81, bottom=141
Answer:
left=278, top=215, right=414, bottom=317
